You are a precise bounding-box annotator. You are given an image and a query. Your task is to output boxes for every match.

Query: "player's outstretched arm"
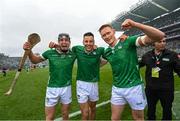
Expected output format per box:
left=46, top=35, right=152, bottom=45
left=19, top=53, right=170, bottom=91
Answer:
left=121, top=19, right=165, bottom=46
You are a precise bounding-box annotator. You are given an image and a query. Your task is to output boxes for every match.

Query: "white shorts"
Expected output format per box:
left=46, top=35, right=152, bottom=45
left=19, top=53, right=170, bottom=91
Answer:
left=76, top=80, right=99, bottom=103
left=111, top=84, right=147, bottom=110
left=45, top=85, right=72, bottom=107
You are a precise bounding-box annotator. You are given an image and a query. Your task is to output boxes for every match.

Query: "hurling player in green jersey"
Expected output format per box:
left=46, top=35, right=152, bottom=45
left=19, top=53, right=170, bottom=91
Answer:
left=72, top=32, right=106, bottom=120
left=99, top=19, right=165, bottom=120
left=23, top=33, right=76, bottom=120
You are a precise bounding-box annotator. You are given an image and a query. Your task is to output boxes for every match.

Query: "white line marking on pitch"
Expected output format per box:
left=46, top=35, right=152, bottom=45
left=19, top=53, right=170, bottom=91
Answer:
left=55, top=91, right=180, bottom=120
left=55, top=100, right=110, bottom=121
left=172, top=91, right=179, bottom=119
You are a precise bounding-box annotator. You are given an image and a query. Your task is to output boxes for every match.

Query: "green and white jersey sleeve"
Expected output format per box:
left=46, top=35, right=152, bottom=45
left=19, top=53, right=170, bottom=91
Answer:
left=42, top=49, right=76, bottom=87
left=72, top=46, right=104, bottom=82
left=103, top=36, right=143, bottom=88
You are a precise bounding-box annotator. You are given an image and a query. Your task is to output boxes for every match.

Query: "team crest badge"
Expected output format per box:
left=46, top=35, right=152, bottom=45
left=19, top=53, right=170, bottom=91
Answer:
left=118, top=45, right=122, bottom=49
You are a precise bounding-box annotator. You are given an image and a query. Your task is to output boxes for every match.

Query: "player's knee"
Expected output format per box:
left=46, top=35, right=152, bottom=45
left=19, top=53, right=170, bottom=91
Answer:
left=132, top=111, right=144, bottom=120
left=61, top=110, right=69, bottom=120
left=82, top=110, right=89, bottom=116
left=81, top=109, right=89, bottom=119
left=90, top=106, right=96, bottom=112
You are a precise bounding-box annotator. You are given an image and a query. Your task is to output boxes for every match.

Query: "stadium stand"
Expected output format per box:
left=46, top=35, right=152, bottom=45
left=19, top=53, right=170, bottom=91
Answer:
left=111, top=0, right=180, bottom=57
left=0, top=53, right=20, bottom=69
left=0, top=53, right=48, bottom=70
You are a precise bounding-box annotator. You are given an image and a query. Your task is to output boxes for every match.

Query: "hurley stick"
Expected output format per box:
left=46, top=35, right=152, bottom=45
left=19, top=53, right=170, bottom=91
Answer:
left=4, top=33, right=41, bottom=95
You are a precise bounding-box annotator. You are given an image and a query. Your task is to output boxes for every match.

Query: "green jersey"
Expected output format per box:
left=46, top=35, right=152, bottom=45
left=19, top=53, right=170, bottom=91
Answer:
left=42, top=49, right=76, bottom=87
left=103, top=36, right=143, bottom=88
left=72, top=46, right=104, bottom=82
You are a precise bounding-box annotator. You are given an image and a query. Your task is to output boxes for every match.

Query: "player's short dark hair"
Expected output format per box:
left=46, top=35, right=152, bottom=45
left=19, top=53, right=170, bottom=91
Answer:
left=83, top=32, right=94, bottom=38
left=98, top=24, right=113, bottom=32
left=58, top=33, right=70, bottom=41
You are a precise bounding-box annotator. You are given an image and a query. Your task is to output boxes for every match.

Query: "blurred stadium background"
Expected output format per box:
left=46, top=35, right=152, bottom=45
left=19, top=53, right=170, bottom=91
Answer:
left=111, top=0, right=180, bottom=58
left=1, top=0, right=180, bottom=71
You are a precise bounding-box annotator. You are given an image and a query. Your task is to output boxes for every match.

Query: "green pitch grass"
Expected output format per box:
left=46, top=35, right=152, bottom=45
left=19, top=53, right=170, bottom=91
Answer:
left=0, top=64, right=179, bottom=120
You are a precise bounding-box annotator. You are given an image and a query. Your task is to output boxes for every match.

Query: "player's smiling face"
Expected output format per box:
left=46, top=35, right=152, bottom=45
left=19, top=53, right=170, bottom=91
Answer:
left=58, top=37, right=70, bottom=52
left=100, top=26, right=116, bottom=46
left=83, top=36, right=94, bottom=52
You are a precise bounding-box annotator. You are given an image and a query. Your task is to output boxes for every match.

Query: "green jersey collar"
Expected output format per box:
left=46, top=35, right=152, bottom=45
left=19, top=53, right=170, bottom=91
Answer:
left=109, top=39, right=119, bottom=49
left=55, top=48, right=71, bottom=54
left=83, top=46, right=96, bottom=54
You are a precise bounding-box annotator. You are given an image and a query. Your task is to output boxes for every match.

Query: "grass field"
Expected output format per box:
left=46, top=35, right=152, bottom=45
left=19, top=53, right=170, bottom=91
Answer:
left=0, top=64, right=179, bottom=120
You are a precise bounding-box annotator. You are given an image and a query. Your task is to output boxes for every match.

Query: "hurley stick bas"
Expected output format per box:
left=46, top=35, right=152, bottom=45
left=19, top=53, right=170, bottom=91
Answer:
left=4, top=33, right=41, bottom=96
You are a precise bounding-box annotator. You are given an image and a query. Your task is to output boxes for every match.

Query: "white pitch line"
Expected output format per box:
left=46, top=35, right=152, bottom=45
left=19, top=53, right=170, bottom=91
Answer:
left=172, top=103, right=178, bottom=119
left=174, top=91, right=179, bottom=94
left=55, top=91, right=180, bottom=120
left=55, top=100, right=110, bottom=121
left=172, top=91, right=180, bottom=119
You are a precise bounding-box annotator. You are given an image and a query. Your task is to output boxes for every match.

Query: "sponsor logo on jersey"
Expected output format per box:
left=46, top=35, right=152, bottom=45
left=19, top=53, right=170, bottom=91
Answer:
left=61, top=55, right=66, bottom=58
left=51, top=54, right=59, bottom=57
left=118, top=45, right=122, bottom=49
left=93, top=52, right=96, bottom=55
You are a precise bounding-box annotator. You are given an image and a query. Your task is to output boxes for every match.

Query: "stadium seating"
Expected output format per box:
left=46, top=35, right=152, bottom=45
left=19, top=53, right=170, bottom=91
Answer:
left=111, top=0, right=180, bottom=57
